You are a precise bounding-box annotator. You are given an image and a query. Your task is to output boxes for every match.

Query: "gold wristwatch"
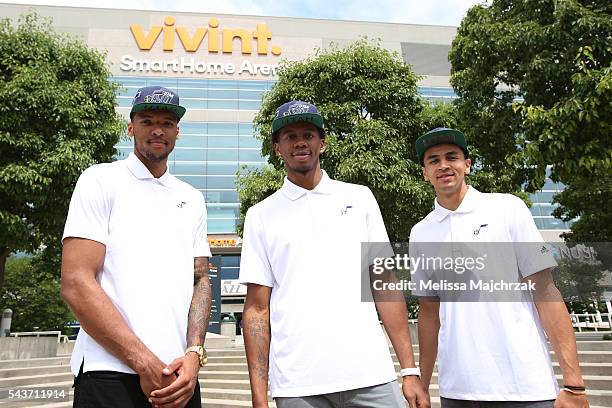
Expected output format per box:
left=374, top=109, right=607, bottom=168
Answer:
left=185, top=345, right=208, bottom=367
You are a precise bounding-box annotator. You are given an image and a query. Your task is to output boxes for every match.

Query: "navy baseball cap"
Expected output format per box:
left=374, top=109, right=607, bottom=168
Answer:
left=272, top=100, right=325, bottom=139
left=130, top=86, right=186, bottom=121
left=415, top=127, right=469, bottom=165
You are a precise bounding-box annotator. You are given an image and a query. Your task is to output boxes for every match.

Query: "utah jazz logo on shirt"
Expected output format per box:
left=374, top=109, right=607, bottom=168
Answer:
left=473, top=224, right=488, bottom=236
left=340, top=205, right=353, bottom=215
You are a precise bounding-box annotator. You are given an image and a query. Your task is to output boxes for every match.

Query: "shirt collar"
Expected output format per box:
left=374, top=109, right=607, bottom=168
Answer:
left=125, top=152, right=172, bottom=187
left=281, top=170, right=334, bottom=201
left=433, top=185, right=481, bottom=222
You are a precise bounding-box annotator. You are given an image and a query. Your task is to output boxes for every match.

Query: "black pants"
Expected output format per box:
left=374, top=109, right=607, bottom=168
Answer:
left=73, top=370, right=201, bottom=408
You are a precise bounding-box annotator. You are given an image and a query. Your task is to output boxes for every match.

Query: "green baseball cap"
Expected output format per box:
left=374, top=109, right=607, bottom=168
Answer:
left=415, top=127, right=468, bottom=165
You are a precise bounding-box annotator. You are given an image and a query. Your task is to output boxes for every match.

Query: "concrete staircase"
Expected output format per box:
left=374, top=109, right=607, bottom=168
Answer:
left=0, top=342, right=610, bottom=407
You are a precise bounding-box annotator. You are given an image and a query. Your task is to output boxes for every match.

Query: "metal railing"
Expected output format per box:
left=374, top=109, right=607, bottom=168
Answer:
left=8, top=331, right=68, bottom=342
left=570, top=313, right=612, bottom=332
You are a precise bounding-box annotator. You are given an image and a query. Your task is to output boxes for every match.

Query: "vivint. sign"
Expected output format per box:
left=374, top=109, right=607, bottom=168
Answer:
left=120, top=16, right=282, bottom=77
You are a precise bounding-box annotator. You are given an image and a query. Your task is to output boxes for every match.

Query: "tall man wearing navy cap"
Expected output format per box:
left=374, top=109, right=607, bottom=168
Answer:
left=239, top=101, right=429, bottom=408
left=61, top=86, right=211, bottom=408
left=410, top=128, right=588, bottom=408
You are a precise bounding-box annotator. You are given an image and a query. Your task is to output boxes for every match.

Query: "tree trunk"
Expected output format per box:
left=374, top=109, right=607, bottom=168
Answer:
left=0, top=247, right=10, bottom=294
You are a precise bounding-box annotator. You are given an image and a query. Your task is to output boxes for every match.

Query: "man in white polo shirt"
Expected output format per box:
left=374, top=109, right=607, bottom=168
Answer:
left=61, top=86, right=211, bottom=408
left=239, top=100, right=429, bottom=408
left=410, top=128, right=588, bottom=408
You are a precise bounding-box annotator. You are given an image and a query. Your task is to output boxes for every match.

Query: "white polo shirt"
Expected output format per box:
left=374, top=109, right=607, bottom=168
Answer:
left=410, top=186, right=559, bottom=401
left=62, top=152, right=211, bottom=376
left=239, top=172, right=397, bottom=397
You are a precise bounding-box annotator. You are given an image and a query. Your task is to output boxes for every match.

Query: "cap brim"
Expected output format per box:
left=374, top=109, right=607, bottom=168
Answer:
left=416, top=129, right=468, bottom=165
left=272, top=113, right=324, bottom=134
left=131, top=103, right=186, bottom=120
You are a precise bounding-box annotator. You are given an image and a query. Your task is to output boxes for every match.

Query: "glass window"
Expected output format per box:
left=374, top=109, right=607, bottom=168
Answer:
left=536, top=191, right=557, bottom=203
left=176, top=135, right=207, bottom=148
left=176, top=175, right=206, bottom=189
left=208, top=79, right=240, bottom=89
left=181, top=99, right=207, bottom=109
left=239, top=149, right=266, bottom=162
left=239, top=100, right=262, bottom=110
left=179, top=122, right=206, bottom=135
left=208, top=89, right=238, bottom=99
left=206, top=176, right=237, bottom=189
left=542, top=178, right=560, bottom=191
left=175, top=88, right=206, bottom=99
left=208, top=123, right=238, bottom=135
left=146, top=78, right=178, bottom=88
left=174, top=148, right=206, bottom=161
left=207, top=148, right=239, bottom=161
left=208, top=136, right=239, bottom=148
left=174, top=162, right=206, bottom=175
left=529, top=205, right=541, bottom=217
left=116, top=138, right=132, bottom=148
left=204, top=190, right=239, bottom=204
left=208, top=99, right=238, bottom=109
left=207, top=163, right=240, bottom=176
left=177, top=78, right=208, bottom=87
left=113, top=76, right=147, bottom=87
left=239, top=80, right=269, bottom=89
left=239, top=136, right=262, bottom=148
left=117, top=97, right=133, bottom=107
left=539, top=204, right=557, bottom=217
left=208, top=218, right=236, bottom=233
left=238, top=89, right=265, bottom=100
left=239, top=123, right=254, bottom=135
left=533, top=217, right=544, bottom=229
left=540, top=218, right=567, bottom=229
left=207, top=205, right=239, bottom=220
left=117, top=86, right=140, bottom=97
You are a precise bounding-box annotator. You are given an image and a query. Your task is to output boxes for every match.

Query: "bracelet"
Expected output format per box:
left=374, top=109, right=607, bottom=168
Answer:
left=400, top=367, right=421, bottom=377
left=562, top=388, right=586, bottom=396
left=563, top=384, right=586, bottom=391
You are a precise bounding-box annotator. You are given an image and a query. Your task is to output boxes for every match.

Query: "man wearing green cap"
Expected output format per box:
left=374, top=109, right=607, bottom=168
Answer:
left=239, top=101, right=429, bottom=408
left=410, top=128, right=587, bottom=408
left=61, top=86, right=210, bottom=407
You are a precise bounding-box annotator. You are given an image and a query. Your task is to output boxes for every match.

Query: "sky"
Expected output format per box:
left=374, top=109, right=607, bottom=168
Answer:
left=0, top=0, right=487, bottom=26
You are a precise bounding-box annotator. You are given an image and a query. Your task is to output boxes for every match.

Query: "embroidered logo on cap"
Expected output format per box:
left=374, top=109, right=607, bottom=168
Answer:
left=144, top=90, right=175, bottom=104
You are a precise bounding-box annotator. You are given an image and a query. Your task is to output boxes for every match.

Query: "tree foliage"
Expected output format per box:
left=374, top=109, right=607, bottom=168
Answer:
left=450, top=0, right=612, bottom=241
left=238, top=40, right=461, bottom=241
left=0, top=12, right=124, bottom=290
left=1, top=255, right=73, bottom=333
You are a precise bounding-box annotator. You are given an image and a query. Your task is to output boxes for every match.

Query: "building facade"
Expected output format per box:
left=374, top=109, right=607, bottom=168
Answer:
left=2, top=3, right=576, bottom=321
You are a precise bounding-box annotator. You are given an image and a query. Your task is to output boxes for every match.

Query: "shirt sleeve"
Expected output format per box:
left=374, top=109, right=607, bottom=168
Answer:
left=238, top=207, right=274, bottom=287
left=364, top=187, right=394, bottom=263
left=508, top=195, right=557, bottom=277
left=62, top=167, right=111, bottom=246
left=193, top=193, right=212, bottom=258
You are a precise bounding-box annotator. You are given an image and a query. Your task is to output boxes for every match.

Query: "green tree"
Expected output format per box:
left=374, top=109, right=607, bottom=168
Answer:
left=450, top=0, right=612, bottom=241
left=0, top=12, right=124, bottom=290
left=1, top=255, right=73, bottom=333
left=553, top=258, right=606, bottom=303
left=238, top=40, right=461, bottom=241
